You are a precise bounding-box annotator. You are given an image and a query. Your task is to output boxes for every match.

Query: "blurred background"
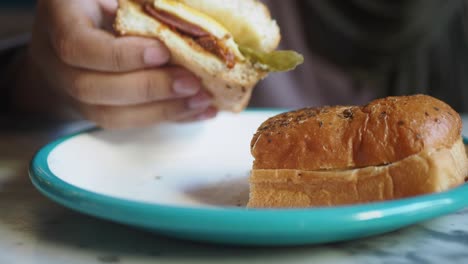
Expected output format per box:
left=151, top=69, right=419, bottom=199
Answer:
left=0, top=0, right=35, bottom=39
left=0, top=0, right=466, bottom=113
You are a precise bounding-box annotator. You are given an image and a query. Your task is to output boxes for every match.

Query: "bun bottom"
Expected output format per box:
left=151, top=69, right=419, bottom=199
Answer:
left=248, top=139, right=468, bottom=208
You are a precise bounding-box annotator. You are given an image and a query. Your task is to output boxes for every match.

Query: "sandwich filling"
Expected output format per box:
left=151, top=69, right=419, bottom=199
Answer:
left=143, top=0, right=238, bottom=68
left=137, top=0, right=304, bottom=72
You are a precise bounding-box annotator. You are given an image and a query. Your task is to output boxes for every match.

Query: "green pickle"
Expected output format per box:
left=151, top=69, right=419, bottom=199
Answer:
left=239, top=46, right=304, bottom=72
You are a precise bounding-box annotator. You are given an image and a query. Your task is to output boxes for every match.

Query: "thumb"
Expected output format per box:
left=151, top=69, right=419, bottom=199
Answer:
left=99, top=0, right=118, bottom=14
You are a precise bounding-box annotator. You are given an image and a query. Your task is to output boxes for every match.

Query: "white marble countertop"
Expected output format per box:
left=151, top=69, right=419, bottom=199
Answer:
left=0, top=115, right=467, bottom=264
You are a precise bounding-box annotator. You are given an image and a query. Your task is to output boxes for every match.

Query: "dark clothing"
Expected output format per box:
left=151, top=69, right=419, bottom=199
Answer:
left=253, top=0, right=468, bottom=112
left=0, top=34, right=29, bottom=113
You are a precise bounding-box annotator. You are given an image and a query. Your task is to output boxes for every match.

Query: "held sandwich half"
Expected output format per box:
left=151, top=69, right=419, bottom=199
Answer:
left=248, top=95, right=468, bottom=207
left=115, top=0, right=303, bottom=112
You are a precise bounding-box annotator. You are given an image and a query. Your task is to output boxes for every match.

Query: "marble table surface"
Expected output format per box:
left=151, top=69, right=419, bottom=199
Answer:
left=0, top=114, right=467, bottom=264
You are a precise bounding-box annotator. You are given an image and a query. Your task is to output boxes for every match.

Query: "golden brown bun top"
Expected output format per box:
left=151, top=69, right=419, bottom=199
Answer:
left=251, top=95, right=462, bottom=170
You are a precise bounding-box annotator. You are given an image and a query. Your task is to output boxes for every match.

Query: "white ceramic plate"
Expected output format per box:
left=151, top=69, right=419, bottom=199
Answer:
left=47, top=112, right=262, bottom=208
left=30, top=110, right=468, bottom=246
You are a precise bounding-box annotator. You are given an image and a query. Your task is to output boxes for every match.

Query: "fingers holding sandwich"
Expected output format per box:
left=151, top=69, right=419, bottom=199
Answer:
left=98, top=0, right=119, bottom=14
left=29, top=0, right=217, bottom=128
left=31, top=31, right=216, bottom=128
left=78, top=94, right=216, bottom=129
left=43, top=0, right=170, bottom=72
left=52, top=30, right=171, bottom=73
left=63, top=67, right=203, bottom=106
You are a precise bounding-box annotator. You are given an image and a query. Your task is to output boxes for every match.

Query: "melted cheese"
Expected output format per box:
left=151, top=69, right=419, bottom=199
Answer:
left=153, top=0, right=244, bottom=59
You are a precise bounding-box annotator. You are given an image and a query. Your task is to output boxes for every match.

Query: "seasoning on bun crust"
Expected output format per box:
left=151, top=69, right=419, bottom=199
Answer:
left=248, top=95, right=468, bottom=207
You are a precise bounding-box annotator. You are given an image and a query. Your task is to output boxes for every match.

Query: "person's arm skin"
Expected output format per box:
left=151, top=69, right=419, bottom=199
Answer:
left=9, top=0, right=217, bottom=128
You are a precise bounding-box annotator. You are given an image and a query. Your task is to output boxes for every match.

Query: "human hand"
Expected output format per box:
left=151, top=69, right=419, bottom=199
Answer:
left=28, top=0, right=217, bottom=129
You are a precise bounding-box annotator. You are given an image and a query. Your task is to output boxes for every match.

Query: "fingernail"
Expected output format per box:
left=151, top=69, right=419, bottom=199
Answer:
left=104, top=0, right=118, bottom=12
left=144, top=47, right=170, bottom=66
left=188, top=92, right=213, bottom=109
left=173, top=77, right=200, bottom=95
left=197, top=107, right=218, bottom=120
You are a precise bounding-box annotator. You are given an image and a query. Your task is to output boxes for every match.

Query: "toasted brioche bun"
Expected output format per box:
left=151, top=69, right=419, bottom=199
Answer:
left=248, top=139, right=468, bottom=207
left=251, top=94, right=462, bottom=170
left=115, top=0, right=281, bottom=112
left=248, top=95, right=468, bottom=207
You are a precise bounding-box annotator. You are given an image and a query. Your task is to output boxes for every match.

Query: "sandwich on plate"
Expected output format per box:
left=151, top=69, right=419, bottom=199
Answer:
left=248, top=95, right=468, bottom=207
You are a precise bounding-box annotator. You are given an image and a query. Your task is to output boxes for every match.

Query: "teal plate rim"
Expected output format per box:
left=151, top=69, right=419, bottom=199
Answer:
left=28, top=110, right=468, bottom=245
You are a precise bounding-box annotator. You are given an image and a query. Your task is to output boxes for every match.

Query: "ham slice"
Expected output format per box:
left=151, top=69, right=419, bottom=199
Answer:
left=144, top=3, right=208, bottom=37
left=144, top=3, right=236, bottom=68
